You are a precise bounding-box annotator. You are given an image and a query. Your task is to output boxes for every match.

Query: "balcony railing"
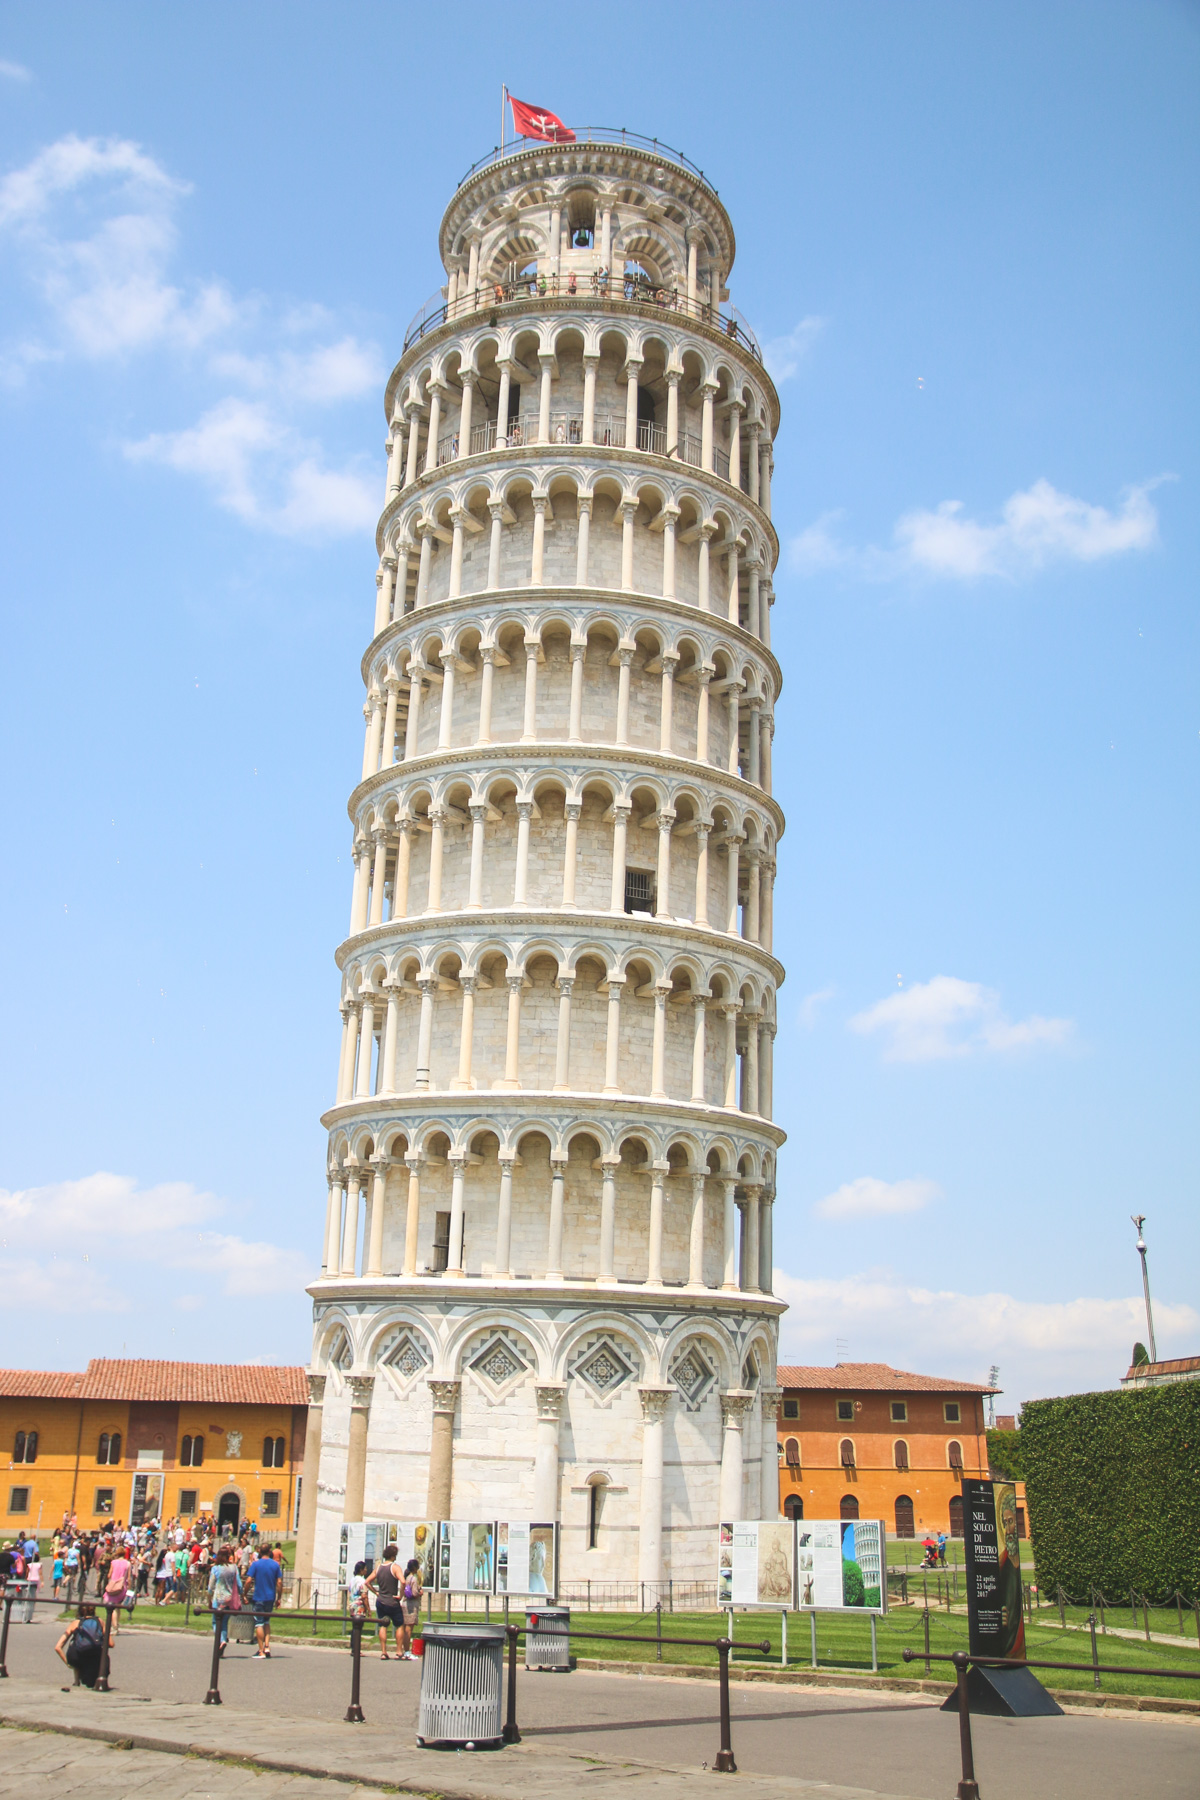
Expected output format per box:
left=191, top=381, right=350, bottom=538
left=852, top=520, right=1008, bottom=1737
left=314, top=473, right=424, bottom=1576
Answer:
left=456, top=127, right=718, bottom=198
left=402, top=275, right=761, bottom=363
left=436, top=412, right=734, bottom=480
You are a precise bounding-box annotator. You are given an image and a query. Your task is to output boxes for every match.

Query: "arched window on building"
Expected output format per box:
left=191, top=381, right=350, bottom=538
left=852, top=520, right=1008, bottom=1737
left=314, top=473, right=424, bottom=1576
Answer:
left=948, top=1495, right=965, bottom=1538
left=894, top=1495, right=915, bottom=1538
left=181, top=1434, right=205, bottom=1468
left=783, top=1436, right=800, bottom=1470
left=97, top=1431, right=121, bottom=1466
left=784, top=1495, right=804, bottom=1520
left=839, top=1438, right=855, bottom=1470
left=947, top=1440, right=964, bottom=1474
left=840, top=1495, right=860, bottom=1521
left=13, top=1430, right=37, bottom=1464
left=893, top=1439, right=909, bottom=1471
left=587, top=1475, right=607, bottom=1549
left=263, top=1436, right=286, bottom=1468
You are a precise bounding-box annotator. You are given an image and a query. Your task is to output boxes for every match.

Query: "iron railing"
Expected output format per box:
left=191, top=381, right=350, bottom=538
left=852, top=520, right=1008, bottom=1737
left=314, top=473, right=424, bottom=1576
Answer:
left=456, top=128, right=718, bottom=197
left=403, top=277, right=761, bottom=362
left=432, top=412, right=733, bottom=480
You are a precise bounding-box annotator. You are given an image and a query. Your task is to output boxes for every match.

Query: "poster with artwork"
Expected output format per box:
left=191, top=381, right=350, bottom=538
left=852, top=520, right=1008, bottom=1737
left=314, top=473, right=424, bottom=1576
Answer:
left=497, top=1523, right=556, bottom=1595
left=438, top=1520, right=496, bottom=1591
left=963, top=1479, right=1024, bottom=1660
left=718, top=1521, right=796, bottom=1607
left=130, top=1472, right=164, bottom=1526
left=795, top=1518, right=887, bottom=1613
left=393, top=1521, right=437, bottom=1591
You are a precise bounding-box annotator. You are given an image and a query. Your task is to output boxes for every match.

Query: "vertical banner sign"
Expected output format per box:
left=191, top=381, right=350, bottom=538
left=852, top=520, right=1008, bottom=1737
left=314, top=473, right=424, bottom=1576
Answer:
left=963, top=1478, right=1025, bottom=1661
left=130, top=1472, right=164, bottom=1526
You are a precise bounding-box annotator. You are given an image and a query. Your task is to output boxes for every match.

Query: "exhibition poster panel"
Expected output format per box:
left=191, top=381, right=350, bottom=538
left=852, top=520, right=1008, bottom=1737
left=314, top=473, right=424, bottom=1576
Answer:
left=963, top=1478, right=1025, bottom=1660
left=393, top=1521, right=438, bottom=1591
left=718, top=1521, right=796, bottom=1607
left=795, top=1519, right=887, bottom=1613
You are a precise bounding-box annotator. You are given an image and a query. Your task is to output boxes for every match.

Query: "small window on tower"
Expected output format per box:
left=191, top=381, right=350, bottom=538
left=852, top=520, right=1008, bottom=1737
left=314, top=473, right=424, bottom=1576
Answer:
left=624, top=869, right=654, bottom=915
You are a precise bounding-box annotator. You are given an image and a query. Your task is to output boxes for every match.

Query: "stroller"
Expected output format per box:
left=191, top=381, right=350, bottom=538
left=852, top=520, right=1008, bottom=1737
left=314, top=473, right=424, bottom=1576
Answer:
left=919, top=1539, right=939, bottom=1569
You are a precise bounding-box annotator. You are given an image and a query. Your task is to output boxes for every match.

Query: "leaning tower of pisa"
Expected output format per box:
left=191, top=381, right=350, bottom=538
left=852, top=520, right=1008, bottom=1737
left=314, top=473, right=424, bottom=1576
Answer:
left=295, top=129, right=786, bottom=1593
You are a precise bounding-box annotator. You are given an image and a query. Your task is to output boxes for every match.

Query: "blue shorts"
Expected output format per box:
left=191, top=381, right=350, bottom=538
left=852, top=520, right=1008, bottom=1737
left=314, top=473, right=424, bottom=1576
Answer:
left=253, top=1604, right=274, bottom=1626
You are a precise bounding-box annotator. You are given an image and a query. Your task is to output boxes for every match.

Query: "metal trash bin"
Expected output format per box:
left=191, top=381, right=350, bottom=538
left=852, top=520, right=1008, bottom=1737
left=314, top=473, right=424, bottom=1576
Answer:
left=229, top=1610, right=256, bottom=1644
left=417, top=1622, right=506, bottom=1747
left=525, top=1605, right=571, bottom=1671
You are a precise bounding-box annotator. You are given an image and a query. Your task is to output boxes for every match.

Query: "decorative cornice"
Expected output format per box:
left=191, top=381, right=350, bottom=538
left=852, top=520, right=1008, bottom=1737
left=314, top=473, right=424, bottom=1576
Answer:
left=308, top=1274, right=786, bottom=1318
left=320, top=1085, right=787, bottom=1148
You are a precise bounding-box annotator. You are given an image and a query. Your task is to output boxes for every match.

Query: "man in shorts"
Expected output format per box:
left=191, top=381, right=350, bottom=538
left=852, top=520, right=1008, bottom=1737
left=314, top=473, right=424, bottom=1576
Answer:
left=244, top=1544, right=283, bottom=1657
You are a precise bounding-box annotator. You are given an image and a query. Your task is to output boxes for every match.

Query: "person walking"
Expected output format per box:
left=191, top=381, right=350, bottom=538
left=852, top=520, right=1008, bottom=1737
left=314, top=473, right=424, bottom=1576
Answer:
left=936, top=1532, right=948, bottom=1569
left=55, top=1605, right=106, bottom=1689
left=399, top=1557, right=422, bottom=1660
left=244, top=1543, right=283, bottom=1658
left=102, top=1545, right=131, bottom=1640
left=364, top=1543, right=404, bottom=1660
left=208, top=1546, right=240, bottom=1655
left=21, top=1549, right=41, bottom=1623
left=51, top=1548, right=65, bottom=1601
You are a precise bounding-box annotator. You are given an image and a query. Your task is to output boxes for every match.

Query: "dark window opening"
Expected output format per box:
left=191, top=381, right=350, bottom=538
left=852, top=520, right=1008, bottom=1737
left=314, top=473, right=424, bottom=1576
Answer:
left=624, top=868, right=654, bottom=914
left=894, top=1439, right=909, bottom=1471
left=181, top=1434, right=204, bottom=1468
left=894, top=1495, right=915, bottom=1538
left=944, top=1402, right=961, bottom=1423
left=588, top=1481, right=605, bottom=1549
left=836, top=1399, right=854, bottom=1422
left=97, top=1431, right=121, bottom=1466
left=784, top=1495, right=804, bottom=1520
left=431, top=1211, right=451, bottom=1273
left=13, top=1431, right=37, bottom=1464
left=178, top=1489, right=198, bottom=1515
left=8, top=1487, right=30, bottom=1514
left=782, top=1398, right=799, bottom=1420
left=839, top=1438, right=855, bottom=1469
left=890, top=1401, right=907, bottom=1423
left=262, top=1490, right=281, bottom=1517
left=94, top=1488, right=114, bottom=1515
left=840, top=1495, right=860, bottom=1521
left=1016, top=1507, right=1026, bottom=1539
left=784, top=1436, right=801, bottom=1469
left=949, top=1495, right=965, bottom=1538
left=947, top=1440, right=964, bottom=1471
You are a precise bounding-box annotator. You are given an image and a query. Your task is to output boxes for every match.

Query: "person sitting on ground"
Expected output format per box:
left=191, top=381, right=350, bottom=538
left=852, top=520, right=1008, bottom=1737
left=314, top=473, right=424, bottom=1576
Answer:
left=244, top=1542, right=283, bottom=1658
left=55, top=1604, right=105, bottom=1689
left=364, top=1542, right=404, bottom=1660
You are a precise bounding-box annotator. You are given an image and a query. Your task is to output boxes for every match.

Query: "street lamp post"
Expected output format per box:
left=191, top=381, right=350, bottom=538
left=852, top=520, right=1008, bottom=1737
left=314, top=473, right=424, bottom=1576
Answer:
left=1131, top=1215, right=1157, bottom=1363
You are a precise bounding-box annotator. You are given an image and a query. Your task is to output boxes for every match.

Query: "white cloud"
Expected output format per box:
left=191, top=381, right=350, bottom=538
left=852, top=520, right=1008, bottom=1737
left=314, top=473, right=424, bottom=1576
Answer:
left=797, top=985, right=836, bottom=1029
left=0, top=134, right=382, bottom=538
left=0, top=1172, right=311, bottom=1310
left=773, top=1268, right=1200, bottom=1406
left=849, top=975, right=1072, bottom=1062
left=814, top=1176, right=940, bottom=1220
left=790, top=478, right=1166, bottom=582
left=0, top=58, right=31, bottom=82
left=763, top=315, right=826, bottom=381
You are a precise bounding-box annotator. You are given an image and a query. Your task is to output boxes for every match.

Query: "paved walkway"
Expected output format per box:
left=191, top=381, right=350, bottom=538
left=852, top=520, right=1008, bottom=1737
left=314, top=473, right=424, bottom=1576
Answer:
left=0, top=1614, right=1194, bottom=1799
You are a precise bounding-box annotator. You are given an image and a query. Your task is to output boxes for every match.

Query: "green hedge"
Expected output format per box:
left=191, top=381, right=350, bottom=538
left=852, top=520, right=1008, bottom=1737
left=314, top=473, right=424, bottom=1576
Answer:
left=986, top=1427, right=1024, bottom=1481
left=1023, top=1382, right=1200, bottom=1600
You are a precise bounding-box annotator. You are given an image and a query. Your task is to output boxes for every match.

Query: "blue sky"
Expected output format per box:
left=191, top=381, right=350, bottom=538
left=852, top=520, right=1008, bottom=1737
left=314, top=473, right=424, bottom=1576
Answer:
left=0, top=2, right=1196, bottom=1407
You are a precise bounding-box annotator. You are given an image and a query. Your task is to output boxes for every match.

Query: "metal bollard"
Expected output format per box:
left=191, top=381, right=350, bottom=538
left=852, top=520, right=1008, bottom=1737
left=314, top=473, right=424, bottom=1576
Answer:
left=715, top=1638, right=736, bottom=1773
left=95, top=1606, right=115, bottom=1693
left=656, top=1601, right=662, bottom=1663
left=0, top=1592, right=13, bottom=1679
left=1087, top=1614, right=1101, bottom=1690
left=924, top=1607, right=931, bottom=1676
left=345, top=1616, right=365, bottom=1722
left=952, top=1651, right=979, bottom=1799
left=204, top=1613, right=223, bottom=1705
left=503, top=1624, right=521, bottom=1743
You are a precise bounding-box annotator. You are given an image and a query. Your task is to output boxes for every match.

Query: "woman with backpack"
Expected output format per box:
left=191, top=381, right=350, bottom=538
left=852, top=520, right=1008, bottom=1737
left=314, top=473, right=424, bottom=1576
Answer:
left=55, top=1605, right=105, bottom=1689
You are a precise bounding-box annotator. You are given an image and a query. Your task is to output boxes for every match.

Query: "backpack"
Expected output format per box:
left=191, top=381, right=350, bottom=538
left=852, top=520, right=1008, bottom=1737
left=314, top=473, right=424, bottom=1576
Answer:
left=65, top=1618, right=105, bottom=1665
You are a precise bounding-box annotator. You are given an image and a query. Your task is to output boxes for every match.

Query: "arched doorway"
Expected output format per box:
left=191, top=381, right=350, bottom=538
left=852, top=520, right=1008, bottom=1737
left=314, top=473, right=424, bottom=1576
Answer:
left=217, top=1491, right=241, bottom=1536
left=784, top=1495, right=804, bottom=1520
left=894, top=1495, right=915, bottom=1538
left=948, top=1495, right=964, bottom=1538
left=839, top=1495, right=859, bottom=1521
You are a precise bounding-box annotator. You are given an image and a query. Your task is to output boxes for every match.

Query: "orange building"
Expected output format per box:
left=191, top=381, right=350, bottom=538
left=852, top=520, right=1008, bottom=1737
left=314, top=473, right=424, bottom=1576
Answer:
left=1, top=1361, right=307, bottom=1537
left=776, top=1362, right=993, bottom=1538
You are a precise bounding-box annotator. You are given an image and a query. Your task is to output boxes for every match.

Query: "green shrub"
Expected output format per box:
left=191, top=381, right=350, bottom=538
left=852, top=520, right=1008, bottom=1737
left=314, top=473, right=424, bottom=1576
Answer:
left=1023, top=1382, right=1200, bottom=1600
left=842, top=1559, right=865, bottom=1607
left=987, top=1427, right=1024, bottom=1480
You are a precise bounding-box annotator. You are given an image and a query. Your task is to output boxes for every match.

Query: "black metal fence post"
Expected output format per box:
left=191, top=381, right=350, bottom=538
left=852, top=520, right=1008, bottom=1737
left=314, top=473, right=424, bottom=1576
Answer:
left=1057, top=1585, right=1066, bottom=1629
left=715, top=1638, right=736, bottom=1773
left=204, top=1613, right=223, bottom=1704
left=1087, top=1613, right=1101, bottom=1689
left=0, top=1592, right=13, bottom=1678
left=656, top=1601, right=662, bottom=1663
left=923, top=1607, right=931, bottom=1676
left=1142, top=1595, right=1151, bottom=1643
left=952, top=1651, right=980, bottom=1800
left=95, top=1606, right=115, bottom=1692
left=345, top=1616, right=365, bottom=1722
left=503, top=1624, right=521, bottom=1743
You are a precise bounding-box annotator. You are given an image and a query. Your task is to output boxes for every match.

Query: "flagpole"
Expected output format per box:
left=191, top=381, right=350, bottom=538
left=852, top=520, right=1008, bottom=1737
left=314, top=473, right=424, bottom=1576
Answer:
left=501, top=84, right=506, bottom=155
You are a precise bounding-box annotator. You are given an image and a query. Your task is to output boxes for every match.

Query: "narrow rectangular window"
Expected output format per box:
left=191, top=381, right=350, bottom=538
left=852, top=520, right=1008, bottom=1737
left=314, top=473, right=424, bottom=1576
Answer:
left=782, top=1398, right=799, bottom=1420
left=890, top=1401, right=907, bottom=1423
left=944, top=1401, right=960, bottom=1424
left=431, top=1211, right=451, bottom=1272
left=274, top=1436, right=286, bottom=1467
left=178, top=1489, right=198, bottom=1515
left=8, top=1486, right=30, bottom=1514
left=94, top=1488, right=114, bottom=1515
left=624, top=868, right=654, bottom=915
left=261, top=1491, right=281, bottom=1517
left=836, top=1399, right=854, bottom=1422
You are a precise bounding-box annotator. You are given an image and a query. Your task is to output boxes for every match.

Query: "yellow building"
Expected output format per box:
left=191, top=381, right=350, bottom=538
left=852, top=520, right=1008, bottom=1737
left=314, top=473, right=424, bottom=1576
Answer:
left=1, top=1360, right=307, bottom=1536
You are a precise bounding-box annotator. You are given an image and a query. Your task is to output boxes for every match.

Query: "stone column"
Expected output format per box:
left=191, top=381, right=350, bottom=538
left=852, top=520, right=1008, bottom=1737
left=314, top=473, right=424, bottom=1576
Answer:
left=694, top=822, right=710, bottom=926
left=697, top=523, right=714, bottom=611
left=687, top=1171, right=707, bottom=1289
left=521, top=640, right=540, bottom=739
left=727, top=681, right=743, bottom=777
left=721, top=1176, right=739, bottom=1290
left=691, top=993, right=708, bottom=1102
left=619, top=501, right=636, bottom=590
left=403, top=400, right=422, bottom=484
left=608, top=803, right=631, bottom=910
left=293, top=1374, right=325, bottom=1594
left=403, top=664, right=424, bottom=759
left=495, top=363, right=512, bottom=446
left=452, top=975, right=477, bottom=1089
left=624, top=360, right=641, bottom=449
left=695, top=666, right=712, bottom=763
left=486, top=503, right=504, bottom=589
left=744, top=1010, right=761, bottom=1114
left=747, top=558, right=761, bottom=640
left=414, top=977, right=436, bottom=1089
left=403, top=1154, right=422, bottom=1275
left=467, top=805, right=487, bottom=908
left=602, top=975, right=624, bottom=1093
left=456, top=369, right=475, bottom=459
left=748, top=697, right=762, bottom=788
left=647, top=1160, right=667, bottom=1285
left=341, top=1168, right=363, bottom=1275
left=494, top=1152, right=516, bottom=1277
left=760, top=441, right=772, bottom=517
left=368, top=831, right=388, bottom=926
left=365, top=1160, right=388, bottom=1277
left=561, top=803, right=581, bottom=904
left=423, top=386, right=442, bottom=473
left=392, top=821, right=414, bottom=917
left=381, top=677, right=400, bottom=767
left=553, top=976, right=573, bottom=1089
left=448, top=512, right=465, bottom=598
left=665, top=370, right=681, bottom=458
left=380, top=985, right=400, bottom=1093
left=598, top=1156, right=619, bottom=1281
left=718, top=1391, right=754, bottom=1520
left=575, top=497, right=591, bottom=585
left=425, top=1380, right=460, bottom=1518
left=655, top=810, right=674, bottom=918
left=537, top=353, right=553, bottom=443
left=513, top=800, right=533, bottom=903
left=414, top=524, right=434, bottom=607
left=343, top=1375, right=374, bottom=1522
left=349, top=839, right=371, bottom=934
left=722, top=1003, right=740, bottom=1108
left=637, top=1387, right=672, bottom=1586
left=354, top=994, right=376, bottom=1096
left=438, top=651, right=458, bottom=746
left=446, top=1151, right=466, bottom=1274
left=759, top=1192, right=774, bottom=1295
left=335, top=1005, right=355, bottom=1102
left=500, top=973, right=523, bottom=1087
left=701, top=381, right=717, bottom=471
left=760, top=1390, right=782, bottom=1520
left=477, top=646, right=496, bottom=742
left=546, top=1156, right=566, bottom=1279
left=374, top=559, right=394, bottom=637
left=568, top=643, right=586, bottom=739
left=615, top=646, right=634, bottom=742
left=324, top=1177, right=344, bottom=1273
left=659, top=651, right=678, bottom=751
left=533, top=1385, right=566, bottom=1520
left=581, top=354, right=599, bottom=443
left=728, top=402, right=743, bottom=490
left=425, top=806, right=445, bottom=911
left=530, top=498, right=547, bottom=586
left=362, top=690, right=383, bottom=778
left=651, top=980, right=670, bottom=1098
left=726, top=540, right=740, bottom=624
left=742, top=1182, right=762, bottom=1292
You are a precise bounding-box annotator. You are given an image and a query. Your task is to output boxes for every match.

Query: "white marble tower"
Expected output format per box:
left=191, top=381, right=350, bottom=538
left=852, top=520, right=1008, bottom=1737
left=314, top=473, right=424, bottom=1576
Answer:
left=296, top=129, right=785, bottom=1593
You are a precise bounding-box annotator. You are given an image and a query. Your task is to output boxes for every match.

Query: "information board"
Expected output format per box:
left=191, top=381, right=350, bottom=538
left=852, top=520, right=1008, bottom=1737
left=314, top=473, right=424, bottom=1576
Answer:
left=497, top=1522, right=557, bottom=1595
left=392, top=1521, right=437, bottom=1591
left=796, top=1519, right=887, bottom=1613
left=438, top=1519, right=495, bottom=1592
left=718, top=1520, right=796, bottom=1606
left=963, top=1478, right=1025, bottom=1660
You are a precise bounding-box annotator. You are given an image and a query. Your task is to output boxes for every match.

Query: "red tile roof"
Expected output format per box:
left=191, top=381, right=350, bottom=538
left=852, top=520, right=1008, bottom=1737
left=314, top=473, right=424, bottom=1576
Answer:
left=1122, top=1355, right=1200, bottom=1381
left=0, top=1362, right=307, bottom=1405
left=777, top=1361, right=994, bottom=1395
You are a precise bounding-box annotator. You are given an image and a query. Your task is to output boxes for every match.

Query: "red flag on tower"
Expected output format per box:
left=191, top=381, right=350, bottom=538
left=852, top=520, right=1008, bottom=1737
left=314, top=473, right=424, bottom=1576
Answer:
left=508, top=94, right=575, bottom=143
